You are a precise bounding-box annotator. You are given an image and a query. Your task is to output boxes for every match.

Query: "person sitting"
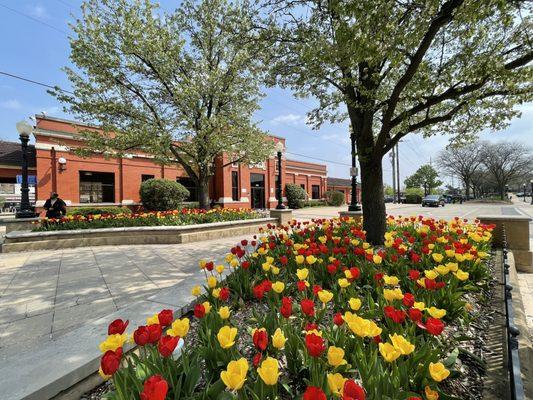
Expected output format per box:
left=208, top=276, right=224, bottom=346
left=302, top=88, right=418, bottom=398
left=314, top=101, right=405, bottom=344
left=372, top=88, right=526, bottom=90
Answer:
left=43, top=192, right=67, bottom=219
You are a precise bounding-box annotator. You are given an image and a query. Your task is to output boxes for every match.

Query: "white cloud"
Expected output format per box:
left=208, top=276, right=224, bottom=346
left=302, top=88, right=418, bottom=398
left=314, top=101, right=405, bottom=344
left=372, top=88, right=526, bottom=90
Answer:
left=271, top=113, right=307, bottom=125
left=0, top=100, right=22, bottom=110
left=27, top=5, right=48, bottom=19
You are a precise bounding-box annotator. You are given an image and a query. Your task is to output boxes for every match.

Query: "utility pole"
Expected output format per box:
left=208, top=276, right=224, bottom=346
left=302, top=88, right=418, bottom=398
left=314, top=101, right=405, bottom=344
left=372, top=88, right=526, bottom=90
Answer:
left=396, top=143, right=401, bottom=204
left=390, top=147, right=396, bottom=203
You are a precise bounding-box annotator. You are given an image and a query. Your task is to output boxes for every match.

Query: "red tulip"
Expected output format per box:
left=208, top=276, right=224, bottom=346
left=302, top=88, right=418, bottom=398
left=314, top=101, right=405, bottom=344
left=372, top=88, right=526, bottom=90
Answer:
left=133, top=326, right=149, bottom=346
left=100, top=348, right=122, bottom=376
left=241, top=260, right=250, bottom=269
left=301, top=299, right=315, bottom=317
left=426, top=317, right=445, bottom=335
left=408, top=308, right=423, bottom=322
left=253, top=329, right=269, bottom=351
left=158, top=335, right=179, bottom=357
left=253, top=352, right=262, bottom=367
left=108, top=319, right=129, bottom=335
left=402, top=293, right=415, bottom=308
left=194, top=303, right=206, bottom=318
left=297, top=281, right=308, bottom=292
left=280, top=297, right=292, bottom=318
left=303, top=386, right=327, bottom=400
left=253, top=284, right=265, bottom=300
left=408, top=269, right=420, bottom=280
left=384, top=306, right=406, bottom=324
left=157, top=310, right=173, bottom=327
left=219, top=287, right=230, bottom=301
left=333, top=312, right=344, bottom=326
left=305, top=333, right=325, bottom=357
left=342, top=380, right=366, bottom=400
left=140, top=375, right=168, bottom=400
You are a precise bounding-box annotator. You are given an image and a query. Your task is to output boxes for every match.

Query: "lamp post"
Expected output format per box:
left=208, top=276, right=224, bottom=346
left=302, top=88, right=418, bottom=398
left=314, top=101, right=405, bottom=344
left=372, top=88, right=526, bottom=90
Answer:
left=523, top=183, right=527, bottom=202
left=15, top=120, right=36, bottom=219
left=348, top=128, right=361, bottom=211
left=423, top=180, right=428, bottom=197
left=530, top=180, right=533, bottom=205
left=275, top=141, right=285, bottom=209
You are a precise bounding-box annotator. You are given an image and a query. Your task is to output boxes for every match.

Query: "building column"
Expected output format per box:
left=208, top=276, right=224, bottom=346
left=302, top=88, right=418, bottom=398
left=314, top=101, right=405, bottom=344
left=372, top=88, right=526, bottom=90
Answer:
left=118, top=157, right=124, bottom=203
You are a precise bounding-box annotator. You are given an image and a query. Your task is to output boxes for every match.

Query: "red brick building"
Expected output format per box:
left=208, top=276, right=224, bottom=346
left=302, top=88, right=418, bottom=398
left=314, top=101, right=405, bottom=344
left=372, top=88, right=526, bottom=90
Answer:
left=26, top=115, right=328, bottom=209
left=327, top=177, right=359, bottom=204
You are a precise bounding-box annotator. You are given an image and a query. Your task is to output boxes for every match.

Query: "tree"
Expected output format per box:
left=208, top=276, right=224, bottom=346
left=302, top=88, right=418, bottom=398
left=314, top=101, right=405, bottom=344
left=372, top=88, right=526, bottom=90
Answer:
left=404, top=165, right=443, bottom=194
left=51, top=0, right=274, bottom=209
left=437, top=141, right=484, bottom=199
left=265, top=0, right=532, bottom=243
left=480, top=141, right=532, bottom=199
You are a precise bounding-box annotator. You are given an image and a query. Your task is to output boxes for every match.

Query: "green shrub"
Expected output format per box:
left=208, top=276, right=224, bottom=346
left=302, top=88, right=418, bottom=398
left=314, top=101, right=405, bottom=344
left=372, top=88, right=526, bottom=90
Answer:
left=324, top=190, right=345, bottom=206
left=285, top=183, right=307, bottom=209
left=67, top=206, right=131, bottom=217
left=140, top=179, right=190, bottom=211
left=301, top=200, right=328, bottom=208
left=404, top=187, right=423, bottom=204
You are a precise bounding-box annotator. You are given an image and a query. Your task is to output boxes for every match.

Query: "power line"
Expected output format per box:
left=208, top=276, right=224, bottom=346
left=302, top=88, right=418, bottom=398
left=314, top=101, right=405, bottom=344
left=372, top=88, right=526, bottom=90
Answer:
left=0, top=71, right=73, bottom=94
left=0, top=3, right=68, bottom=35
left=286, top=151, right=351, bottom=166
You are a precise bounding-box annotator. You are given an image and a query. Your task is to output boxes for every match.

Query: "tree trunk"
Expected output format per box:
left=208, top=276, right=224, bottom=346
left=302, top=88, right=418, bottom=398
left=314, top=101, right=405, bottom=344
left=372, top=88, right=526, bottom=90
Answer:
left=360, top=155, right=387, bottom=245
left=198, top=177, right=210, bottom=209
left=464, top=178, right=470, bottom=199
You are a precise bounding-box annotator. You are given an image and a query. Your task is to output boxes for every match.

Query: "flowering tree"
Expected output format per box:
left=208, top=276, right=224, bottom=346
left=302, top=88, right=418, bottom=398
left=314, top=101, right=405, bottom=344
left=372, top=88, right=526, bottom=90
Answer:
left=404, top=165, right=443, bottom=194
left=264, top=0, right=532, bottom=243
left=51, top=0, right=274, bottom=209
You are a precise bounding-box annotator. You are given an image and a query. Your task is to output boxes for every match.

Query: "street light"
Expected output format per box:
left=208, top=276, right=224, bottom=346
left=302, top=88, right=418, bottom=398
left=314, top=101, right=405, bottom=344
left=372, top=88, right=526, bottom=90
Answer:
left=15, top=120, right=36, bottom=219
left=348, top=128, right=361, bottom=211
left=523, top=183, right=527, bottom=202
left=530, top=180, right=533, bottom=205
left=275, top=141, right=285, bottom=210
left=423, top=180, right=428, bottom=197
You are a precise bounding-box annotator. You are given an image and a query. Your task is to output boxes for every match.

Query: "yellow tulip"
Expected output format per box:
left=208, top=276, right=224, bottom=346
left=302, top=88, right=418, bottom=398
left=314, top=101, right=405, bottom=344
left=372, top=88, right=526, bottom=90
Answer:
left=295, top=255, right=305, bottom=265
left=199, top=259, right=207, bottom=269
left=383, top=275, right=399, bottom=286
left=429, top=362, right=450, bottom=382
left=216, top=264, right=225, bottom=274
left=327, top=373, right=347, bottom=396
left=446, top=262, right=459, bottom=272
left=413, top=301, right=426, bottom=311
left=271, top=328, right=287, bottom=350
left=272, top=281, right=285, bottom=293
left=207, top=276, right=218, bottom=288
left=348, top=297, right=362, bottom=311
left=202, top=301, right=212, bottom=314
left=327, top=346, right=347, bottom=367
left=455, top=253, right=465, bottom=262
left=425, top=386, right=439, bottom=400
left=191, top=286, right=201, bottom=296
left=338, top=278, right=350, bottom=288
left=306, top=255, right=317, bottom=264
left=218, top=306, right=231, bottom=320
left=212, top=288, right=221, bottom=298
left=146, top=313, right=159, bottom=326
left=262, top=262, right=271, bottom=272
left=217, top=326, right=238, bottom=349
left=454, top=270, right=469, bottom=281
left=318, top=290, right=333, bottom=303
left=383, top=288, right=403, bottom=302
left=272, top=266, right=280, bottom=275
left=296, top=268, right=309, bottom=280
left=373, top=254, right=383, bottom=264
left=389, top=334, right=415, bottom=355
left=424, top=270, right=439, bottom=280
left=432, top=253, right=444, bottom=263
left=221, top=358, right=248, bottom=391
left=99, top=334, right=128, bottom=353
left=435, top=265, right=449, bottom=275
left=257, top=357, right=280, bottom=385
left=230, top=259, right=239, bottom=268
left=427, top=307, right=446, bottom=319
left=168, top=318, right=190, bottom=337
left=379, top=342, right=401, bottom=362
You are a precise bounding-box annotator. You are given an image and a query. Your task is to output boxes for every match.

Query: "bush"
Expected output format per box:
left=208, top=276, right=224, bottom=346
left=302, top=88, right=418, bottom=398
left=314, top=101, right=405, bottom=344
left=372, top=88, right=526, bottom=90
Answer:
left=67, top=206, right=131, bottom=217
left=324, top=190, right=345, bottom=206
left=285, top=184, right=307, bottom=209
left=140, top=179, right=190, bottom=211
left=404, top=187, right=423, bottom=204
left=301, top=200, right=328, bottom=208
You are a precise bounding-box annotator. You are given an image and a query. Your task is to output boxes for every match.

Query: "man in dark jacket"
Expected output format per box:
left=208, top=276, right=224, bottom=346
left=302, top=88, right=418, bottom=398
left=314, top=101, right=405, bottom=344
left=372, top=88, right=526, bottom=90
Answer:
left=43, top=192, right=67, bottom=219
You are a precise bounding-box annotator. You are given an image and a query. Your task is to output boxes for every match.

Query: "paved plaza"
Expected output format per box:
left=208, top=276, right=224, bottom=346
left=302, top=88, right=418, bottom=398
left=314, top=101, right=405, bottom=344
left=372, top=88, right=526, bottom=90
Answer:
left=0, top=201, right=532, bottom=362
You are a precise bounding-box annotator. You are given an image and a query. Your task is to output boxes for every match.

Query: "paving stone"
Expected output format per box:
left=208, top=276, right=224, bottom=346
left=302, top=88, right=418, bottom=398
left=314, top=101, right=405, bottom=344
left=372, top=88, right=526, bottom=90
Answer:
left=52, top=297, right=117, bottom=332
left=0, top=311, right=54, bottom=350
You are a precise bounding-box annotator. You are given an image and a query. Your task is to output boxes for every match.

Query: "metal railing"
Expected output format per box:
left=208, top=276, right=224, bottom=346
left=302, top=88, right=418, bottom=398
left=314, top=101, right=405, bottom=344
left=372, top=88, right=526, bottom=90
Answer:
left=502, top=232, right=525, bottom=400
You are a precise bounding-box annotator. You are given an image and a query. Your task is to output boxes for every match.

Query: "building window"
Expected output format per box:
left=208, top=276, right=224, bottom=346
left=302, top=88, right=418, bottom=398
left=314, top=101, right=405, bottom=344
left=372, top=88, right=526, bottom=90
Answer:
left=141, top=174, right=155, bottom=182
left=79, top=171, right=115, bottom=203
left=176, top=177, right=198, bottom=201
left=231, top=171, right=239, bottom=201
left=300, top=184, right=306, bottom=190
left=312, top=185, right=320, bottom=200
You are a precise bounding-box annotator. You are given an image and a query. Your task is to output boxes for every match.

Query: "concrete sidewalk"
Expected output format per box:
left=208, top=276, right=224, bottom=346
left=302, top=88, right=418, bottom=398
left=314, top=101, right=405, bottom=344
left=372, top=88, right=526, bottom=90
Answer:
left=0, top=236, right=247, bottom=361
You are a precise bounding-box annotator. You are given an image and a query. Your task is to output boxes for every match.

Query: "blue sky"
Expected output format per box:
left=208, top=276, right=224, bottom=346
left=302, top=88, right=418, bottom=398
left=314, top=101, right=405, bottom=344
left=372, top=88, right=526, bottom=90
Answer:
left=1, top=0, right=531, bottom=187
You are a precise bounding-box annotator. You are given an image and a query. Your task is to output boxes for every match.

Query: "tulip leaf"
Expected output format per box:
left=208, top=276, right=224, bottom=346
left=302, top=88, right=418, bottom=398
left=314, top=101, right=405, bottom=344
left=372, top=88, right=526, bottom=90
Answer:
left=443, top=347, right=459, bottom=367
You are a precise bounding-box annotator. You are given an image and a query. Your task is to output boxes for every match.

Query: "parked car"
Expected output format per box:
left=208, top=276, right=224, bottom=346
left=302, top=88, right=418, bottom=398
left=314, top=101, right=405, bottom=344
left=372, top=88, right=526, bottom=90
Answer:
left=384, top=195, right=394, bottom=203
left=421, top=195, right=445, bottom=207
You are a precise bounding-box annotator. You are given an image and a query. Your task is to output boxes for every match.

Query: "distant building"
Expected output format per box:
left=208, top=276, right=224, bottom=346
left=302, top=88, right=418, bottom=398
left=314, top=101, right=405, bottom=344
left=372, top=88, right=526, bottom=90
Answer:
left=327, top=177, right=360, bottom=204
left=0, top=114, right=329, bottom=210
left=0, top=140, right=36, bottom=208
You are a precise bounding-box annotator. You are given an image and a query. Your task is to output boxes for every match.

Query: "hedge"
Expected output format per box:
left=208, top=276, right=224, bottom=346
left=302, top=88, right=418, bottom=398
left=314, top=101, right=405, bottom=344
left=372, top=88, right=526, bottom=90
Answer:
left=140, top=179, right=190, bottom=211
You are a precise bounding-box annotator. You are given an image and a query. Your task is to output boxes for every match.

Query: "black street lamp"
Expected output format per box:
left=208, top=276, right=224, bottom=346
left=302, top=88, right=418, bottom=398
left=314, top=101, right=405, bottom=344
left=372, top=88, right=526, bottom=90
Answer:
left=348, top=129, right=361, bottom=212
left=275, top=141, right=285, bottom=210
left=15, top=120, right=36, bottom=219
left=523, top=183, right=527, bottom=202
left=530, top=180, right=533, bottom=205
left=423, top=180, right=428, bottom=197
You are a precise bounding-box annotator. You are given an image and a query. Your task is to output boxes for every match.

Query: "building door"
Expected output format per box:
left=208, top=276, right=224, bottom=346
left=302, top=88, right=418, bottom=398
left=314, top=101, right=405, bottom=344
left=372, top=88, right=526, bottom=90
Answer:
left=79, top=171, right=115, bottom=203
left=250, top=173, right=265, bottom=209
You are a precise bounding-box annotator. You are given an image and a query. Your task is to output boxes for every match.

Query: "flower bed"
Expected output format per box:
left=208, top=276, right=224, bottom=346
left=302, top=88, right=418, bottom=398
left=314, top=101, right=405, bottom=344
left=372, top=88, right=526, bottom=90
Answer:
left=96, top=216, right=495, bottom=400
left=34, top=208, right=262, bottom=231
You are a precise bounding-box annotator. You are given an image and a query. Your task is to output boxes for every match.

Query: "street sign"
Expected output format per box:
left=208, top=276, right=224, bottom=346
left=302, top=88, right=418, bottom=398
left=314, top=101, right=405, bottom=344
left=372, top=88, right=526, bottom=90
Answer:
left=16, top=175, right=37, bottom=185
left=350, top=167, right=358, bottom=177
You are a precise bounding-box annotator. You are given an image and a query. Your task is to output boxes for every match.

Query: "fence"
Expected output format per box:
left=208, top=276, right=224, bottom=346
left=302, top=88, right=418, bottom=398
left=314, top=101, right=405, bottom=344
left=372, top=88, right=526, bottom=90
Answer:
left=502, top=231, right=525, bottom=400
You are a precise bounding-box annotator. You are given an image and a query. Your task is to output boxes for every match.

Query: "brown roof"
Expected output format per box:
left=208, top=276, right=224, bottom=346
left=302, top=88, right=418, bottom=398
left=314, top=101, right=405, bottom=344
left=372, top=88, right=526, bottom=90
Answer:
left=327, top=177, right=351, bottom=187
left=0, top=141, right=36, bottom=168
